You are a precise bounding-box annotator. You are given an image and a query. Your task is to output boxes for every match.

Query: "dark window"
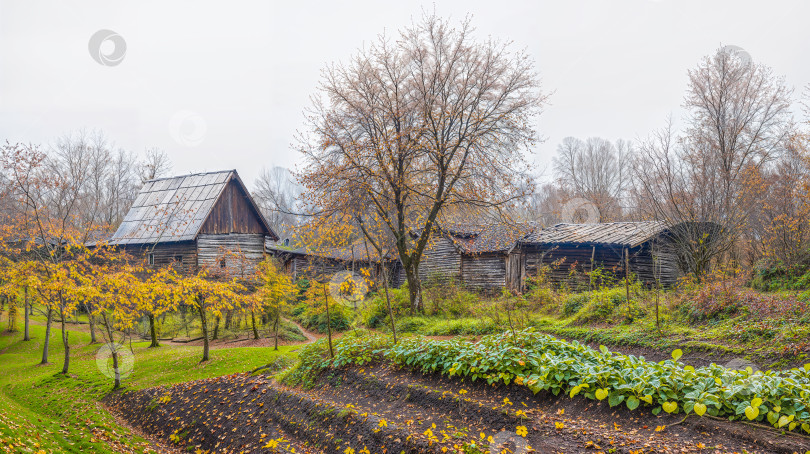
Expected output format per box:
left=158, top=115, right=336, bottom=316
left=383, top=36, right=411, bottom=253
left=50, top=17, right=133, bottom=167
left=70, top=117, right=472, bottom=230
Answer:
left=174, top=255, right=183, bottom=264
left=220, top=259, right=226, bottom=268
left=148, top=254, right=154, bottom=265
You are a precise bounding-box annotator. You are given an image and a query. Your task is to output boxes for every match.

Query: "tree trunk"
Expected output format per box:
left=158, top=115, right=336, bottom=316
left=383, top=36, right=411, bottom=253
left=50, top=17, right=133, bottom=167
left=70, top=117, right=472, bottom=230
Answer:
left=404, top=265, right=423, bottom=314
left=5, top=296, right=16, bottom=332
left=273, top=312, right=280, bottom=351
left=212, top=315, right=221, bottom=341
left=60, top=310, right=70, bottom=374
left=225, top=310, right=233, bottom=330
left=148, top=312, right=159, bottom=348
left=323, top=282, right=333, bottom=358
left=381, top=264, right=398, bottom=344
left=251, top=310, right=259, bottom=340
left=112, top=350, right=121, bottom=389
left=87, top=303, right=97, bottom=344
left=23, top=287, right=30, bottom=341
left=198, top=301, right=209, bottom=362
left=41, top=308, right=52, bottom=364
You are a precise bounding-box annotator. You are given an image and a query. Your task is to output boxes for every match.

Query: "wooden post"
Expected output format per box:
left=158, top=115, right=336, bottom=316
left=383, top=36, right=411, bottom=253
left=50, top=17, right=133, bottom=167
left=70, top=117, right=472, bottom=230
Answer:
left=624, top=248, right=631, bottom=314
left=589, top=246, right=595, bottom=292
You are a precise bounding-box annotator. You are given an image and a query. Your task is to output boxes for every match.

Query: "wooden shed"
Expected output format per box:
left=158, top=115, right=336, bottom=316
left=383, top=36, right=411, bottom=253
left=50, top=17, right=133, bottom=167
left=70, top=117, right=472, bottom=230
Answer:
left=412, top=223, right=537, bottom=292
left=267, top=241, right=396, bottom=285
left=519, top=221, right=682, bottom=288
left=108, top=170, right=278, bottom=276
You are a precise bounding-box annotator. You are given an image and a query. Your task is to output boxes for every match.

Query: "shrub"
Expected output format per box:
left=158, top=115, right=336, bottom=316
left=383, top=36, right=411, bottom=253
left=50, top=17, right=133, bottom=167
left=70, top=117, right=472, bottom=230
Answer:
left=422, top=276, right=478, bottom=316
left=562, top=293, right=589, bottom=316
left=295, top=285, right=353, bottom=333
left=360, top=287, right=410, bottom=329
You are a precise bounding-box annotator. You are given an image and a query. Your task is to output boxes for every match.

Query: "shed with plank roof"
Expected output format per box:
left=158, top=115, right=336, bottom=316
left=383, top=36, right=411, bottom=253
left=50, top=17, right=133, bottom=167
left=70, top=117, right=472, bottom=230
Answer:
left=109, top=170, right=278, bottom=276
left=519, top=221, right=682, bottom=288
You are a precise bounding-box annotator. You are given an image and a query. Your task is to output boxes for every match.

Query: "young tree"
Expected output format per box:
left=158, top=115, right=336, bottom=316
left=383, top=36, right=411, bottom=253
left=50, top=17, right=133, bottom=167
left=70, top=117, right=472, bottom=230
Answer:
left=180, top=271, right=244, bottom=362
left=255, top=259, right=295, bottom=349
left=298, top=14, right=546, bottom=311
left=140, top=266, right=181, bottom=348
left=79, top=255, right=142, bottom=389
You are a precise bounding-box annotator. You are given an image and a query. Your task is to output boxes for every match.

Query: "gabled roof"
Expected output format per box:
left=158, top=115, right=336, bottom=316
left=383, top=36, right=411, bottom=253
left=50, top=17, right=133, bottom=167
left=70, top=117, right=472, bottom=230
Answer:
left=522, top=221, right=668, bottom=248
left=110, top=170, right=276, bottom=245
left=442, top=222, right=538, bottom=254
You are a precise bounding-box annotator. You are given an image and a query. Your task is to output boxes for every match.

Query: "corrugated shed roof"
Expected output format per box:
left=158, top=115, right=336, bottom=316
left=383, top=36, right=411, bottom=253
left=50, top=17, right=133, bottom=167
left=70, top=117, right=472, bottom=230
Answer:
left=110, top=170, right=276, bottom=245
left=522, top=221, right=668, bottom=247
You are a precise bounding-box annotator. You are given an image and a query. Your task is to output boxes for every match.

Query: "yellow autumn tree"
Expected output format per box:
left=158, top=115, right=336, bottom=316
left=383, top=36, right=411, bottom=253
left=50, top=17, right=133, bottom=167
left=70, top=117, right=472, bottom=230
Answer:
left=180, top=270, right=245, bottom=362
left=255, top=259, right=295, bottom=350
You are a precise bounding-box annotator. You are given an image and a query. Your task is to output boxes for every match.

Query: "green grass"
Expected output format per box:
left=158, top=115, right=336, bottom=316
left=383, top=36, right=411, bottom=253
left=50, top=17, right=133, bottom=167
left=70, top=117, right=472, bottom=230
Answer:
left=0, top=316, right=300, bottom=453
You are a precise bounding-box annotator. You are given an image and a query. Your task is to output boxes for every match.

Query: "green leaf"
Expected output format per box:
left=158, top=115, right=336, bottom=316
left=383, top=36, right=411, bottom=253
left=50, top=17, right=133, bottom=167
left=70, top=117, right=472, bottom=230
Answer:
left=745, top=406, right=759, bottom=420
left=595, top=388, right=609, bottom=401
left=626, top=396, right=640, bottom=410
left=608, top=393, right=625, bottom=408
left=693, top=403, right=707, bottom=416
left=671, top=349, right=683, bottom=361
left=662, top=401, right=677, bottom=414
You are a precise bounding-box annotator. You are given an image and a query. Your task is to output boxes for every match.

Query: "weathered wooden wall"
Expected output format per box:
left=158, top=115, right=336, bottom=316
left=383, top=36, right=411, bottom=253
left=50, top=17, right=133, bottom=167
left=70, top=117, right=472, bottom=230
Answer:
left=523, top=240, right=681, bottom=288
left=199, top=180, right=267, bottom=235
left=460, top=253, right=507, bottom=290
left=418, top=237, right=462, bottom=283
left=124, top=241, right=198, bottom=275
left=197, top=233, right=265, bottom=276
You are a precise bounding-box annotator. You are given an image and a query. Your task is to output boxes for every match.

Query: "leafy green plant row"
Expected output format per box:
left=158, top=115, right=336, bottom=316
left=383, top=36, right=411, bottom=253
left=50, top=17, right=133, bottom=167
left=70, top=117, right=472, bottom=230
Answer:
left=288, top=329, right=810, bottom=433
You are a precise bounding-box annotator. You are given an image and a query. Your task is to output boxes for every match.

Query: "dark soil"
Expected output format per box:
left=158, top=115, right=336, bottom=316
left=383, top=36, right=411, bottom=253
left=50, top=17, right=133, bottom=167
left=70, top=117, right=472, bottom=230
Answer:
left=107, top=364, right=810, bottom=454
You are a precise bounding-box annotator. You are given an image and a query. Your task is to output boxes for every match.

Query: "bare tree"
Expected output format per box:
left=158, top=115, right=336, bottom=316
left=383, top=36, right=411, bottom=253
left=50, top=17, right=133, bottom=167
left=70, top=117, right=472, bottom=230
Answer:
left=137, top=147, right=172, bottom=183
left=632, top=47, right=792, bottom=276
left=253, top=166, right=304, bottom=242
left=298, top=14, right=547, bottom=311
left=553, top=137, right=630, bottom=221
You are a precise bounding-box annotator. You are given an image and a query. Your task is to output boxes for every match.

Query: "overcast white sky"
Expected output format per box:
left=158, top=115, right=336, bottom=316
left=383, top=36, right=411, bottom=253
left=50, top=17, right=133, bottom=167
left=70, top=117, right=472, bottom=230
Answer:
left=1, top=0, right=808, bottom=187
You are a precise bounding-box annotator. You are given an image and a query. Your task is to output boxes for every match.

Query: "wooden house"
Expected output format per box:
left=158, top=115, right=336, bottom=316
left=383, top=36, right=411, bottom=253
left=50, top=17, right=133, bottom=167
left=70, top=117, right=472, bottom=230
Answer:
left=108, top=170, right=278, bottom=275
left=519, top=221, right=682, bottom=288
left=266, top=241, right=397, bottom=284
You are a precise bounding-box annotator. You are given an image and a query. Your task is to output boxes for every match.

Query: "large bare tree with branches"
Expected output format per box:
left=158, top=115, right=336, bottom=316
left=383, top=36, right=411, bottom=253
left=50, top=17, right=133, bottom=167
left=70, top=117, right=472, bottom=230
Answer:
left=298, top=14, right=546, bottom=310
left=632, top=47, right=792, bottom=276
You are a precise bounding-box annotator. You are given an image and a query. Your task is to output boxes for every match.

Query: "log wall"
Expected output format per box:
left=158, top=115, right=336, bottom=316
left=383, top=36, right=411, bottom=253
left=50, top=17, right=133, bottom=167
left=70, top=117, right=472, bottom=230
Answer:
left=197, top=233, right=266, bottom=276
left=123, top=241, right=198, bottom=275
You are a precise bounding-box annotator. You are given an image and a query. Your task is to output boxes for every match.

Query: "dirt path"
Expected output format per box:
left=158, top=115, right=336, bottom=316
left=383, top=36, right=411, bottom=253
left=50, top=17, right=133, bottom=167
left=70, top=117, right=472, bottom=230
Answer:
left=284, top=318, right=320, bottom=343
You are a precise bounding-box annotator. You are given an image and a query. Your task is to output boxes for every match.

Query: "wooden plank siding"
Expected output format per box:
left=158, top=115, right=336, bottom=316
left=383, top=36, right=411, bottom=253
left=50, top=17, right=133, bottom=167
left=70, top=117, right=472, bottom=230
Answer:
left=460, top=253, right=508, bottom=290
left=197, top=233, right=266, bottom=276
left=418, top=237, right=462, bottom=284
left=523, top=241, right=681, bottom=288
left=122, top=241, right=198, bottom=275
left=199, top=180, right=267, bottom=235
